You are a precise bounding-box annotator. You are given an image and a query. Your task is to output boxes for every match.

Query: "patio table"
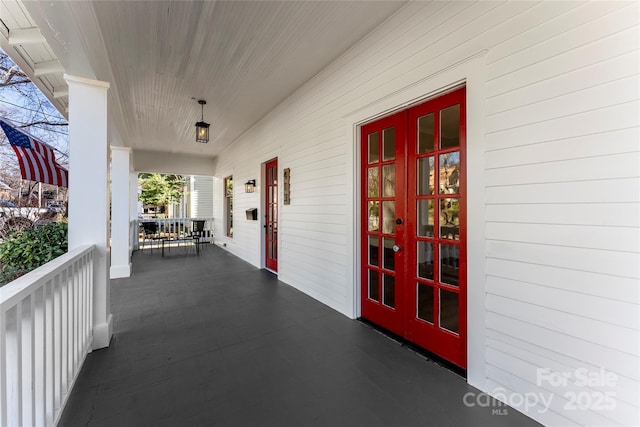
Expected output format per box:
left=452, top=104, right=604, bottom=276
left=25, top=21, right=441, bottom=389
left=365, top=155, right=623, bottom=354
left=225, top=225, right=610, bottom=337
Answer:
left=161, top=235, right=200, bottom=256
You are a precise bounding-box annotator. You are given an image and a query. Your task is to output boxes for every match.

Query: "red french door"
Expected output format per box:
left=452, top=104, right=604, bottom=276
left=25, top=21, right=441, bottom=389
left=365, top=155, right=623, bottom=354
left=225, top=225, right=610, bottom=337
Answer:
left=265, top=158, right=278, bottom=272
left=361, top=87, right=467, bottom=368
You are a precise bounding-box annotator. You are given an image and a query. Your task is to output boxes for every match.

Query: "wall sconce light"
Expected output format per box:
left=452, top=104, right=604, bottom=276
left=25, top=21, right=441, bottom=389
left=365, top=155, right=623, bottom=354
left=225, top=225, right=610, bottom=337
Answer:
left=245, top=179, right=256, bottom=193
left=195, top=100, right=210, bottom=143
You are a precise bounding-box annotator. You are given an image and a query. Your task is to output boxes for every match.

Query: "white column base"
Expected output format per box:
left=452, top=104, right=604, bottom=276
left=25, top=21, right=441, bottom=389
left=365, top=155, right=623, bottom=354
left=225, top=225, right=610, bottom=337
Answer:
left=91, top=314, right=113, bottom=350
left=110, top=263, right=131, bottom=279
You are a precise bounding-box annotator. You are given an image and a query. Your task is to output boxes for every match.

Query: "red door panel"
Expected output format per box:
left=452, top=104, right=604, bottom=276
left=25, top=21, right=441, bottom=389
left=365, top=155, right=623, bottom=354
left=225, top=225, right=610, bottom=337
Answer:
left=265, top=158, right=278, bottom=272
left=360, top=112, right=406, bottom=336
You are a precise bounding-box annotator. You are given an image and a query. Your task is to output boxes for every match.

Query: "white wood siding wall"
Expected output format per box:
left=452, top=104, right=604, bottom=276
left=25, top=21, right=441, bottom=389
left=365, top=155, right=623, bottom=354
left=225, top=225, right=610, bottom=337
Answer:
left=213, top=2, right=639, bottom=426
left=190, top=175, right=214, bottom=218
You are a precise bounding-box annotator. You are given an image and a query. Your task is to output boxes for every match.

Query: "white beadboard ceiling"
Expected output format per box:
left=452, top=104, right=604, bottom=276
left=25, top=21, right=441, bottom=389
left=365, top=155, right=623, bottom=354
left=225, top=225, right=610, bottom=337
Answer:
left=3, top=0, right=406, bottom=159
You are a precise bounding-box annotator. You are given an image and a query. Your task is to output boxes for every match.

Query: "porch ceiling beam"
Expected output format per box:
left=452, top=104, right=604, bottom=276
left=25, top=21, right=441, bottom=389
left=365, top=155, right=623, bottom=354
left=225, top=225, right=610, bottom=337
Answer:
left=33, top=59, right=64, bottom=76
left=53, top=86, right=68, bottom=98
left=8, top=27, right=46, bottom=45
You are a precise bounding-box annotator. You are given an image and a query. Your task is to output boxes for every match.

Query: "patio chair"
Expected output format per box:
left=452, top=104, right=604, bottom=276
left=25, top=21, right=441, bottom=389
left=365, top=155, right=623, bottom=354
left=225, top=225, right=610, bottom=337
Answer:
left=191, top=219, right=206, bottom=247
left=141, top=221, right=161, bottom=253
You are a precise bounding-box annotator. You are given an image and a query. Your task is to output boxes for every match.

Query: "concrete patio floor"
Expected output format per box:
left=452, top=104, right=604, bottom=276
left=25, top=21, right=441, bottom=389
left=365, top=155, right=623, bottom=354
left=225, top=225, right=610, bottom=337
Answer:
left=59, top=244, right=540, bottom=427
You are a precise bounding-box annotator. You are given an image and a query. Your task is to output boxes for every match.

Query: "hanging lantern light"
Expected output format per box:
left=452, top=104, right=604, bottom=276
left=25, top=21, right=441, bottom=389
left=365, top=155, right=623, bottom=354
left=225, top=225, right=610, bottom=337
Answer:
left=195, top=100, right=210, bottom=143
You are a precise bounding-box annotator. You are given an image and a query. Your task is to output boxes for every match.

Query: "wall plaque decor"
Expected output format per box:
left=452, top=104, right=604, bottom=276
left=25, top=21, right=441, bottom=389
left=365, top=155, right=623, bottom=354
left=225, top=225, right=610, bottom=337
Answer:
left=283, top=168, right=291, bottom=205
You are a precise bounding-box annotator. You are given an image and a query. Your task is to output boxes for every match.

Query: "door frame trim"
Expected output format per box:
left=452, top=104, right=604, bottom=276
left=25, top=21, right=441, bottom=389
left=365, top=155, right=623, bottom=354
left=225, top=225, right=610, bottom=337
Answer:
left=344, top=50, right=488, bottom=389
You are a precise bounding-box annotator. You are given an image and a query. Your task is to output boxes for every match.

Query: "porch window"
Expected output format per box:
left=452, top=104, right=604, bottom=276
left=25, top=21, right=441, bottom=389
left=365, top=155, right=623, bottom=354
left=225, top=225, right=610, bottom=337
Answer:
left=225, top=176, right=233, bottom=237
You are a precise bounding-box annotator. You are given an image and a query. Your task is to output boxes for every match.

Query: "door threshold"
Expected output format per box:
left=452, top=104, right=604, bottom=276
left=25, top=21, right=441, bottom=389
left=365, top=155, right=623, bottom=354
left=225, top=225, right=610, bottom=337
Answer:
left=358, top=318, right=466, bottom=379
left=264, top=268, right=277, bottom=275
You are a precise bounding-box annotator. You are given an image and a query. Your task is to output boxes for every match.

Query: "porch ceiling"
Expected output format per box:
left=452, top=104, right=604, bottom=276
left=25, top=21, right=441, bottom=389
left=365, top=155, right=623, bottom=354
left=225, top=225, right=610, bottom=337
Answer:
left=8, top=0, right=405, bottom=160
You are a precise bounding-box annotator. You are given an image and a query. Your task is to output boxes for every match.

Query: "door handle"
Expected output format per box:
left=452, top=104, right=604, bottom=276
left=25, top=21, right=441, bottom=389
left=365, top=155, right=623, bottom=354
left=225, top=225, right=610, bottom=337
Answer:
left=392, top=245, right=402, bottom=253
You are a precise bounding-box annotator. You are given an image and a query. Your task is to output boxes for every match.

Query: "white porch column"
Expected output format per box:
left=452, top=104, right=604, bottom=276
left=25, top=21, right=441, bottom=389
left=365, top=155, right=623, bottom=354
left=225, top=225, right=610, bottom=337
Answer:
left=110, top=147, right=132, bottom=278
left=64, top=74, right=112, bottom=350
left=130, top=171, right=139, bottom=250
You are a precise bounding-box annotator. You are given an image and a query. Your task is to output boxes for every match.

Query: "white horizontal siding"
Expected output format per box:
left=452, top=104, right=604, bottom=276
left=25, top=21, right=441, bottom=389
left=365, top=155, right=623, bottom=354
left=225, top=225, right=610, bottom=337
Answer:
left=486, top=258, right=638, bottom=304
left=485, top=351, right=637, bottom=427
left=487, top=312, right=638, bottom=381
left=485, top=202, right=640, bottom=228
left=486, top=2, right=637, bottom=80
left=211, top=1, right=639, bottom=426
left=485, top=76, right=638, bottom=134
left=488, top=240, right=638, bottom=279
left=190, top=175, right=213, bottom=218
left=485, top=127, right=639, bottom=169
left=486, top=100, right=638, bottom=151
left=486, top=285, right=637, bottom=351
left=486, top=51, right=639, bottom=116
left=486, top=222, right=638, bottom=253
left=487, top=332, right=640, bottom=408
left=486, top=178, right=640, bottom=204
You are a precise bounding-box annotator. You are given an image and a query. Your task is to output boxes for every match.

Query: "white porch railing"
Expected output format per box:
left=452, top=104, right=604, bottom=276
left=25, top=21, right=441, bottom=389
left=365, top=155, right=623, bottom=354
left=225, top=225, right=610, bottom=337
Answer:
left=138, top=217, right=214, bottom=245
left=0, top=245, right=95, bottom=427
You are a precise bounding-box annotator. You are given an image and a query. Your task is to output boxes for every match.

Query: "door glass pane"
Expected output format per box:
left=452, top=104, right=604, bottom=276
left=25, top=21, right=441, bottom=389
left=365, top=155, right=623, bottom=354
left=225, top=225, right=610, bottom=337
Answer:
left=382, top=165, right=395, bottom=197
left=368, top=201, right=379, bottom=232
left=273, top=230, right=278, bottom=259
left=383, top=274, right=395, bottom=308
left=440, top=244, right=459, bottom=287
left=417, top=283, right=434, bottom=324
left=367, top=167, right=379, bottom=197
left=368, top=270, right=379, bottom=301
left=440, top=289, right=459, bottom=334
left=368, top=236, right=379, bottom=267
left=417, top=199, right=434, bottom=237
left=439, top=198, right=459, bottom=240
left=417, top=157, right=434, bottom=195
left=382, top=237, right=394, bottom=271
left=439, top=152, right=460, bottom=194
left=368, top=132, right=379, bottom=163
left=417, top=242, right=434, bottom=280
left=417, top=113, right=434, bottom=153
left=382, top=201, right=395, bottom=234
left=440, top=104, right=460, bottom=149
left=383, top=127, right=395, bottom=161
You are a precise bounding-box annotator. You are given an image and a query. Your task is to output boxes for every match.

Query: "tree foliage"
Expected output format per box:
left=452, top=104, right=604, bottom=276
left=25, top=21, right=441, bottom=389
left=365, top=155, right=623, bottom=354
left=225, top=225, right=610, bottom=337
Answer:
left=138, top=173, right=185, bottom=217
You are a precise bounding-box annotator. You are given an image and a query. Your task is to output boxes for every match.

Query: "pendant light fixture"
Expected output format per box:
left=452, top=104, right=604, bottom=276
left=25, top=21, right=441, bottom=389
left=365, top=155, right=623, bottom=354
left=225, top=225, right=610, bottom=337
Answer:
left=195, top=100, right=210, bottom=143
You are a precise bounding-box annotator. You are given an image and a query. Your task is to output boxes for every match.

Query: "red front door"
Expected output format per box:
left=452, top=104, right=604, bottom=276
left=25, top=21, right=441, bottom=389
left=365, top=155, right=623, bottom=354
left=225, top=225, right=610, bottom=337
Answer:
left=265, top=158, right=278, bottom=272
left=361, top=87, right=467, bottom=368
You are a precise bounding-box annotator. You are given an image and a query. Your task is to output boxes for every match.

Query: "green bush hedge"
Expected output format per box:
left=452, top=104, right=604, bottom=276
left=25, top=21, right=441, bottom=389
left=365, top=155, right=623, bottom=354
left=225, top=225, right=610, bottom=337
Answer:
left=0, top=222, right=68, bottom=287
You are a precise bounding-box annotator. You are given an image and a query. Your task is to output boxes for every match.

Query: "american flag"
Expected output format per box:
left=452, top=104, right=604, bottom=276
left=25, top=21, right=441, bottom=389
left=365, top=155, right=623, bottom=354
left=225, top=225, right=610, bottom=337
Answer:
left=0, top=119, right=68, bottom=187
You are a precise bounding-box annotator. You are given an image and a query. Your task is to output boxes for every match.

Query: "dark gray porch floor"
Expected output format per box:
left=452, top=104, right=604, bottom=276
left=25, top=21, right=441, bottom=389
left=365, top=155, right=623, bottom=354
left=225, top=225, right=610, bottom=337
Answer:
left=60, top=244, right=539, bottom=427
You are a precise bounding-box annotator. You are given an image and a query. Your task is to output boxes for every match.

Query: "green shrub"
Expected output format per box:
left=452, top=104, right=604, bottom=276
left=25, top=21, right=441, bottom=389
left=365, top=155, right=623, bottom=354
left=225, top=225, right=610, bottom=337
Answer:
left=0, top=265, right=30, bottom=285
left=0, top=222, right=68, bottom=287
